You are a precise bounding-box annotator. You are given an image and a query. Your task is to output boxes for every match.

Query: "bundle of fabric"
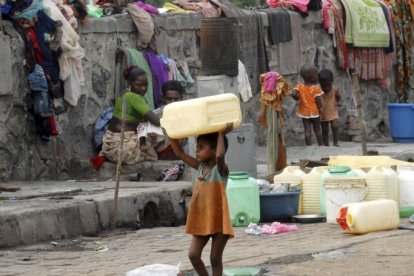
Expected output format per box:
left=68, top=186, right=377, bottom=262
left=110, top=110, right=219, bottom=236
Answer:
left=262, top=8, right=292, bottom=45
left=258, top=72, right=291, bottom=174
left=323, top=0, right=393, bottom=86
left=171, top=0, right=221, bottom=17
left=156, top=163, right=185, bottom=182
left=341, top=0, right=390, bottom=48
left=166, top=58, right=195, bottom=94
left=384, top=0, right=413, bottom=102
left=237, top=9, right=268, bottom=93
left=144, top=51, right=169, bottom=108
left=267, top=0, right=311, bottom=14
left=127, top=3, right=157, bottom=52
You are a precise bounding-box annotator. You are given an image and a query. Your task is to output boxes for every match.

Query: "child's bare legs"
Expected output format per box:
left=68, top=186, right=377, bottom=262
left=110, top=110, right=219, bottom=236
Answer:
left=321, top=121, right=330, bottom=146
left=188, top=235, right=210, bottom=276
left=301, top=118, right=312, bottom=146
left=331, top=119, right=339, bottom=146
left=311, top=117, right=323, bottom=146
left=210, top=233, right=229, bottom=276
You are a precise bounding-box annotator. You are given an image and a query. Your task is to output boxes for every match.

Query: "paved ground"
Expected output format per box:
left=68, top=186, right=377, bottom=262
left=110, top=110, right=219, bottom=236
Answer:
left=0, top=221, right=413, bottom=275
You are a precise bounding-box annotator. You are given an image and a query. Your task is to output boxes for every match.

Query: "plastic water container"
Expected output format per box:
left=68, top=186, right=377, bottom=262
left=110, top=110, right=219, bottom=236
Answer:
left=398, top=166, right=414, bottom=215
left=365, top=166, right=399, bottom=203
left=387, top=103, right=414, bottom=142
left=302, top=166, right=328, bottom=214
left=324, top=177, right=366, bottom=224
left=226, top=172, right=260, bottom=227
left=320, top=166, right=359, bottom=215
left=160, top=93, right=242, bottom=139
left=273, top=166, right=306, bottom=213
left=336, top=199, right=400, bottom=234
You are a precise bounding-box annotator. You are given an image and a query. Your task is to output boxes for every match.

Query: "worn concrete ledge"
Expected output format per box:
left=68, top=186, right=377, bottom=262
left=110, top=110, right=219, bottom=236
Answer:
left=71, top=160, right=193, bottom=182
left=78, top=13, right=202, bottom=34
left=0, top=181, right=192, bottom=248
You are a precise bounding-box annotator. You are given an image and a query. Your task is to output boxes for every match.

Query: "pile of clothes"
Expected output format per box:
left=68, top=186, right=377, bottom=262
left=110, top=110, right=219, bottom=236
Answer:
left=1, top=0, right=86, bottom=141
left=245, top=222, right=299, bottom=235
left=322, top=0, right=413, bottom=101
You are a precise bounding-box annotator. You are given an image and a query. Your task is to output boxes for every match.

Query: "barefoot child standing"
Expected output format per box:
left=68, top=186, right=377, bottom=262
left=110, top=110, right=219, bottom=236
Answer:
left=318, top=69, right=341, bottom=147
left=169, top=123, right=234, bottom=276
left=291, top=65, right=324, bottom=146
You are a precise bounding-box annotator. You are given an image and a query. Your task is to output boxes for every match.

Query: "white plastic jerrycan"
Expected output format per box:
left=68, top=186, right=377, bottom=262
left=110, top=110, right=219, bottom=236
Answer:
left=160, top=93, right=242, bottom=139
left=365, top=166, right=399, bottom=203
left=336, top=199, right=399, bottom=234
left=397, top=166, right=414, bottom=208
left=302, top=166, right=329, bottom=214
left=273, top=166, right=306, bottom=214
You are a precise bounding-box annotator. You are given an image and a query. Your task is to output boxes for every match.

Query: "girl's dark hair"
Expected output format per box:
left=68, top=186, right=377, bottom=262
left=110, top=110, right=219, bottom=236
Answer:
left=318, top=69, right=334, bottom=84
left=197, top=132, right=229, bottom=153
left=300, top=65, right=318, bottom=83
left=123, top=66, right=146, bottom=82
left=161, top=80, right=185, bottom=96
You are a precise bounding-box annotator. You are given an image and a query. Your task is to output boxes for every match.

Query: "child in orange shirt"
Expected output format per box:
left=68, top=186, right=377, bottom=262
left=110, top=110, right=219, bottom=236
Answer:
left=319, top=69, right=341, bottom=147
left=291, top=65, right=324, bottom=146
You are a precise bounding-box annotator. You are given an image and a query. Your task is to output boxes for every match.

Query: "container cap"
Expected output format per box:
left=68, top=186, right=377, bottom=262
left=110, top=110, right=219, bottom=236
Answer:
left=328, top=166, right=351, bottom=174
left=229, top=172, right=250, bottom=179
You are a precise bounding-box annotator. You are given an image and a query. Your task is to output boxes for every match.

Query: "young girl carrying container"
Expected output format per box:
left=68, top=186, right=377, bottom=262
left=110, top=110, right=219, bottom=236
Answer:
left=169, top=123, right=234, bottom=276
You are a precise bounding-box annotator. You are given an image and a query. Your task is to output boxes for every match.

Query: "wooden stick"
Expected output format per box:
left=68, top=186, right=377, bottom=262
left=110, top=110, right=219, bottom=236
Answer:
left=350, top=70, right=367, bottom=155
left=112, top=97, right=127, bottom=228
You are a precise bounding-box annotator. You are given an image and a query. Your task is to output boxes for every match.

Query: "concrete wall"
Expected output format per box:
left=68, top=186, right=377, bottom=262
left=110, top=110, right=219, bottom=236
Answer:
left=0, top=11, right=407, bottom=180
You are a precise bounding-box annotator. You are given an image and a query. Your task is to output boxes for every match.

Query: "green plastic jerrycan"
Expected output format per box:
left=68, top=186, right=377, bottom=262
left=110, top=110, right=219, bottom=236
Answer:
left=320, top=166, right=359, bottom=215
left=226, top=172, right=260, bottom=227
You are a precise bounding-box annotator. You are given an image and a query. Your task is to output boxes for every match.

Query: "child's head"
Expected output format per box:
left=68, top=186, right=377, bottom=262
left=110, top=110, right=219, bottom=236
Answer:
left=318, top=69, right=334, bottom=93
left=300, top=65, right=318, bottom=84
left=161, top=80, right=184, bottom=105
left=196, top=133, right=228, bottom=162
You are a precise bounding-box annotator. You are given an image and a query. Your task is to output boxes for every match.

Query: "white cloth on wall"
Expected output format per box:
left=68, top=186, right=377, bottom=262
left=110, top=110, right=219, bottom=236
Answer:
left=238, top=60, right=252, bottom=102
left=44, top=0, right=85, bottom=106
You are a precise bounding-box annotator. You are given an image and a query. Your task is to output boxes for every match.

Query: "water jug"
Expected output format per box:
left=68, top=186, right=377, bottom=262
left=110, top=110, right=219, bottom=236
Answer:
left=365, top=166, right=399, bottom=203
left=324, top=177, right=366, bottom=224
left=397, top=166, right=414, bottom=217
left=226, top=172, right=260, bottom=227
left=320, top=166, right=359, bottom=215
left=273, top=166, right=306, bottom=213
left=302, top=166, right=328, bottom=214
left=160, top=93, right=242, bottom=139
left=336, top=199, right=400, bottom=234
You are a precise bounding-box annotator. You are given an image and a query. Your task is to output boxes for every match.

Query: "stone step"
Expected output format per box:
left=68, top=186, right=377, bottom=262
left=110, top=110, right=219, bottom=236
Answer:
left=0, top=181, right=192, bottom=248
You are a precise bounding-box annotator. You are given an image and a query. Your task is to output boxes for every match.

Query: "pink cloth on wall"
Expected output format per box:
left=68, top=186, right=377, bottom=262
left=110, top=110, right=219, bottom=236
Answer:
left=267, top=0, right=310, bottom=13
left=263, top=71, right=280, bottom=94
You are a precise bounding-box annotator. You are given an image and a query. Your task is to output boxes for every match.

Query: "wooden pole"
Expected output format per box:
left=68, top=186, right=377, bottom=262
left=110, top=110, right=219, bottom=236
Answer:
left=111, top=97, right=127, bottom=228
left=349, top=70, right=368, bottom=155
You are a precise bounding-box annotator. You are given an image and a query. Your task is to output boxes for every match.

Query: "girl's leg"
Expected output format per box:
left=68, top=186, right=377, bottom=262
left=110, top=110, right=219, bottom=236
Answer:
left=331, top=119, right=339, bottom=146
left=301, top=118, right=312, bottom=146
left=321, top=121, right=330, bottom=146
left=188, top=235, right=210, bottom=276
left=311, top=117, right=323, bottom=146
left=210, top=233, right=229, bottom=276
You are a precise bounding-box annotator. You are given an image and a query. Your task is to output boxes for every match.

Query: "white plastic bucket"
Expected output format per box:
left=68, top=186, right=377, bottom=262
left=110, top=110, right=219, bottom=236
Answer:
left=324, top=177, right=366, bottom=224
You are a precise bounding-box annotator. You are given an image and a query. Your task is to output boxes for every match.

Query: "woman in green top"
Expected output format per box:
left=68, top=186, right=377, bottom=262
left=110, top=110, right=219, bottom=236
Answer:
left=101, top=66, right=160, bottom=164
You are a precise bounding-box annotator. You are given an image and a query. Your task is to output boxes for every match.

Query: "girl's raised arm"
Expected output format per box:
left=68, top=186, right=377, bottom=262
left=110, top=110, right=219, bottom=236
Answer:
left=170, top=139, right=200, bottom=170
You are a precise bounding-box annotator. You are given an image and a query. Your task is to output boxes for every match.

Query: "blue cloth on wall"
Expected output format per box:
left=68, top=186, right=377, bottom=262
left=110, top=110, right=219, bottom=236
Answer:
left=94, top=107, right=113, bottom=149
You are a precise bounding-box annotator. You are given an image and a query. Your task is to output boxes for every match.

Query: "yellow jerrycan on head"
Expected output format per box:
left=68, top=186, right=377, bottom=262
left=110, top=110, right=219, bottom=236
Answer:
left=160, top=93, right=242, bottom=139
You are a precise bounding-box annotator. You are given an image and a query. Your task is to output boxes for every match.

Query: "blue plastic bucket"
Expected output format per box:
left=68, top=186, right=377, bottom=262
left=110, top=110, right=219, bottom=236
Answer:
left=387, top=103, right=414, bottom=142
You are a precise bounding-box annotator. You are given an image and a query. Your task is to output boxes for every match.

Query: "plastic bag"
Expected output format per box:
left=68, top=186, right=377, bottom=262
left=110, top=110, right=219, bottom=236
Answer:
left=87, top=4, right=103, bottom=18
left=125, top=263, right=180, bottom=276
